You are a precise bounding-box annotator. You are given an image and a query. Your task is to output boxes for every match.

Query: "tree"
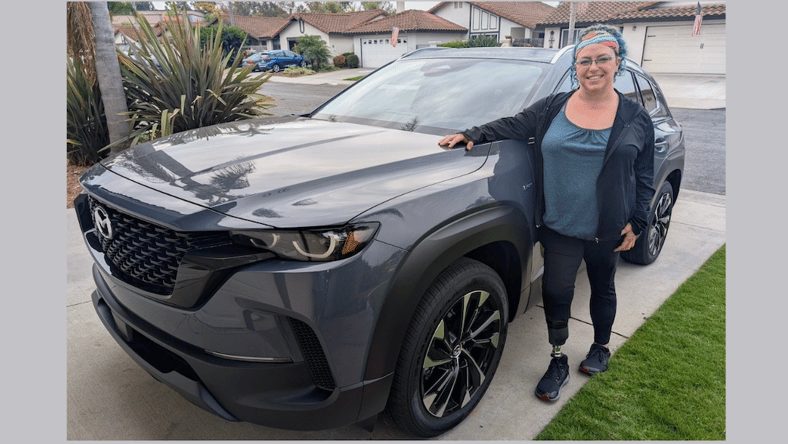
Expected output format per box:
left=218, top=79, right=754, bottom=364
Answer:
left=361, top=2, right=395, bottom=13
left=107, top=2, right=135, bottom=16
left=68, top=2, right=132, bottom=155
left=294, top=35, right=331, bottom=70
left=134, top=2, right=155, bottom=11
left=304, top=2, right=353, bottom=13
left=232, top=1, right=289, bottom=17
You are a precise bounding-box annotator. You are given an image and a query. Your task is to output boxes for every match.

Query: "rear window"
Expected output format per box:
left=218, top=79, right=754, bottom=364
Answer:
left=314, top=58, right=547, bottom=133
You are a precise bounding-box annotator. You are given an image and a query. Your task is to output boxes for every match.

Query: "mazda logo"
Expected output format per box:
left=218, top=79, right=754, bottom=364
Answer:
left=92, top=206, right=113, bottom=240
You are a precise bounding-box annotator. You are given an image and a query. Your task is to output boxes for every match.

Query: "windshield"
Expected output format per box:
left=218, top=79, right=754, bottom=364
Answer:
left=313, top=57, right=547, bottom=134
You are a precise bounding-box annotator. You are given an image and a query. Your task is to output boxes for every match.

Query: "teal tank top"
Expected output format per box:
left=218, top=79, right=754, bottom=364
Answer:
left=540, top=107, right=611, bottom=240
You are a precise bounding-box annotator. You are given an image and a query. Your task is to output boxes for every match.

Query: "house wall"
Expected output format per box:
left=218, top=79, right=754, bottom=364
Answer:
left=431, top=2, right=471, bottom=39
left=278, top=21, right=354, bottom=64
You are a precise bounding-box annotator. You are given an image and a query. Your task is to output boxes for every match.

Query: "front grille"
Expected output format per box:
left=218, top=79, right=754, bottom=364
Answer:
left=88, top=197, right=231, bottom=295
left=289, top=318, right=336, bottom=391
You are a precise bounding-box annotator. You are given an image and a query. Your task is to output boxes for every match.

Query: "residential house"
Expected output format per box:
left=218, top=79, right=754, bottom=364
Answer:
left=215, top=15, right=291, bottom=51
left=537, top=1, right=726, bottom=75
left=346, top=10, right=467, bottom=68
left=113, top=23, right=165, bottom=53
left=278, top=10, right=389, bottom=56
left=428, top=1, right=556, bottom=46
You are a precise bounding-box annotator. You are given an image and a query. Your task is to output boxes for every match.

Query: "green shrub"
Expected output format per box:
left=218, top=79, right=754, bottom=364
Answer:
left=345, top=53, right=360, bottom=68
left=466, top=35, right=501, bottom=47
left=67, top=58, right=109, bottom=165
left=282, top=66, right=316, bottom=75
left=333, top=54, right=346, bottom=68
left=439, top=36, right=502, bottom=49
left=118, top=10, right=271, bottom=143
left=199, top=25, right=248, bottom=66
left=439, top=40, right=467, bottom=48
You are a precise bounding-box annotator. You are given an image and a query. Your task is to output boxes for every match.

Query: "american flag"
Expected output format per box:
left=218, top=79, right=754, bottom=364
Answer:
left=692, top=2, right=703, bottom=36
left=391, top=27, right=400, bottom=47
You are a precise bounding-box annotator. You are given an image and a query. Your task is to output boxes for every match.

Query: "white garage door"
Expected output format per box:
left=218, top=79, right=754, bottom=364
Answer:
left=361, top=37, right=408, bottom=68
left=642, top=24, right=725, bottom=74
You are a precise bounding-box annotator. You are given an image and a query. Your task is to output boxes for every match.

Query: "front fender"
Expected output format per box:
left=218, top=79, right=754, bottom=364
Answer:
left=361, top=204, right=533, bottom=383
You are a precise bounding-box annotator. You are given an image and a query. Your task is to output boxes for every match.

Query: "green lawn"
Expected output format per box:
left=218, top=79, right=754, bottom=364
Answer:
left=536, top=245, right=726, bottom=440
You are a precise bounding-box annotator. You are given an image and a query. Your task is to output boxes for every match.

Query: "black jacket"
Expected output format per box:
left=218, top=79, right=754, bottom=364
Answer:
left=462, top=90, right=655, bottom=241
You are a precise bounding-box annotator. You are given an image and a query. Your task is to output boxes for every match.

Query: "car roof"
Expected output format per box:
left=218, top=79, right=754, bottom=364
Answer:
left=401, top=47, right=566, bottom=64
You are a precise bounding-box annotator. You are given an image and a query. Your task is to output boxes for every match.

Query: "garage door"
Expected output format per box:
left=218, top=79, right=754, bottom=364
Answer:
left=361, top=37, right=408, bottom=68
left=642, top=24, right=725, bottom=74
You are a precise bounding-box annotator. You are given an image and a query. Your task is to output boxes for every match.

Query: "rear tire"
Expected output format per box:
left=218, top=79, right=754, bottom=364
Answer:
left=272, top=64, right=281, bottom=73
left=386, top=258, right=508, bottom=437
left=621, top=181, right=674, bottom=265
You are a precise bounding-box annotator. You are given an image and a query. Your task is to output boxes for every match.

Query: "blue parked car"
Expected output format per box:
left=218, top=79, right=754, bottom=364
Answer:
left=258, top=49, right=307, bottom=72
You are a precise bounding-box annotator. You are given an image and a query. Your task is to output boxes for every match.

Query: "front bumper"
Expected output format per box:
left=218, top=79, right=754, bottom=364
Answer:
left=76, top=194, right=405, bottom=431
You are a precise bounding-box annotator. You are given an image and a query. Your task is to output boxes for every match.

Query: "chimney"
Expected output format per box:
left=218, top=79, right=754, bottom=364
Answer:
left=397, top=2, right=405, bottom=13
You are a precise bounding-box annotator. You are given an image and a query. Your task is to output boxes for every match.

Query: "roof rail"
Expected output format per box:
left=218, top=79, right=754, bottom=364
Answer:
left=399, top=46, right=448, bottom=60
left=551, top=45, right=574, bottom=63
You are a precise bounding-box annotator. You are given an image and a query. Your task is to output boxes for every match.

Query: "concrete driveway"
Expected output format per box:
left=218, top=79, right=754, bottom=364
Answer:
left=66, top=68, right=726, bottom=439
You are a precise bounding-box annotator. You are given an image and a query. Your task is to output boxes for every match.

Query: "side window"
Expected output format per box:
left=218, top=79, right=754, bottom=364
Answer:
left=613, top=71, right=640, bottom=105
left=634, top=73, right=658, bottom=115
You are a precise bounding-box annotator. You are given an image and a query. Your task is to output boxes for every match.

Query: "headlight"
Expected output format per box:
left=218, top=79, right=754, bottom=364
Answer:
left=230, top=223, right=379, bottom=262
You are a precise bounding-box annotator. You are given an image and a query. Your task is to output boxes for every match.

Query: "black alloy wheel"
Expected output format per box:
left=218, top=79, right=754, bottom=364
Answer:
left=299, top=60, right=307, bottom=68
left=272, top=64, right=281, bottom=73
left=386, top=258, right=508, bottom=437
left=621, top=181, right=675, bottom=265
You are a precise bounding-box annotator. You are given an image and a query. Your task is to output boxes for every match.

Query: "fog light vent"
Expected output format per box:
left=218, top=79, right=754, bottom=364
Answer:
left=288, top=318, right=336, bottom=391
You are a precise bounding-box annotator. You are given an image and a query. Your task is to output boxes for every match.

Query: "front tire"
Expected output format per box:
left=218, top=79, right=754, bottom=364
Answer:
left=621, top=181, right=675, bottom=265
left=386, top=258, right=508, bottom=437
left=299, top=60, right=307, bottom=68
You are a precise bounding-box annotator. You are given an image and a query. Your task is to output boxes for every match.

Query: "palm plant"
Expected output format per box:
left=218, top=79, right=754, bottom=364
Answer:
left=67, top=1, right=131, bottom=158
left=294, top=35, right=331, bottom=70
left=119, top=9, right=272, bottom=143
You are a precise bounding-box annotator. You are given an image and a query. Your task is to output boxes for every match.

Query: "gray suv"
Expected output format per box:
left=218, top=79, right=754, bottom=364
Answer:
left=75, top=47, right=684, bottom=437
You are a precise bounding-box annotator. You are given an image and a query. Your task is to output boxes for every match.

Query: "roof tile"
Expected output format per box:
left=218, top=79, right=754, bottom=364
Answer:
left=539, top=2, right=656, bottom=25
left=347, top=9, right=467, bottom=33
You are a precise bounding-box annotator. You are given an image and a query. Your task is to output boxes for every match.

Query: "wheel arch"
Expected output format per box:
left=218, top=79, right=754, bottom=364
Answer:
left=362, top=205, right=533, bottom=383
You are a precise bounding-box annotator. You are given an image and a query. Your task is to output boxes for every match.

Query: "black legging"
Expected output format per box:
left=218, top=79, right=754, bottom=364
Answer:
left=538, top=226, right=621, bottom=346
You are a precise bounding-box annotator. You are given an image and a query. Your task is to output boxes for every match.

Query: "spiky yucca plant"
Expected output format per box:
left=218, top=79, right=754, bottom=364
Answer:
left=67, top=58, right=109, bottom=165
left=119, top=9, right=272, bottom=143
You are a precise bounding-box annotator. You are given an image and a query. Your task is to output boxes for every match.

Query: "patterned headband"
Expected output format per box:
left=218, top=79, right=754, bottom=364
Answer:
left=575, top=30, right=619, bottom=55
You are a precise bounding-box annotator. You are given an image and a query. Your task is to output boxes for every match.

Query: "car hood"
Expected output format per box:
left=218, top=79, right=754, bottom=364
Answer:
left=85, top=117, right=488, bottom=229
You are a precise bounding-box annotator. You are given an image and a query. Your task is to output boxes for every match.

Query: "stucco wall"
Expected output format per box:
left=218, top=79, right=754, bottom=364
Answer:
left=431, top=3, right=471, bottom=38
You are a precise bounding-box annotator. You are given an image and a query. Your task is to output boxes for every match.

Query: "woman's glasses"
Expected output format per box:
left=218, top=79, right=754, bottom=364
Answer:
left=575, top=56, right=616, bottom=67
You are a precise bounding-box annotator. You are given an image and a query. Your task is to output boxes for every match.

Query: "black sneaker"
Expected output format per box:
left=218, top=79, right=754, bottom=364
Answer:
left=535, top=354, right=569, bottom=402
left=579, top=343, right=611, bottom=375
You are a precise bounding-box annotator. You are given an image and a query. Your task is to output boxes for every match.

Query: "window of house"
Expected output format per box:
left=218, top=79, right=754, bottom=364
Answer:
left=454, top=2, right=463, bottom=8
left=561, top=28, right=585, bottom=47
